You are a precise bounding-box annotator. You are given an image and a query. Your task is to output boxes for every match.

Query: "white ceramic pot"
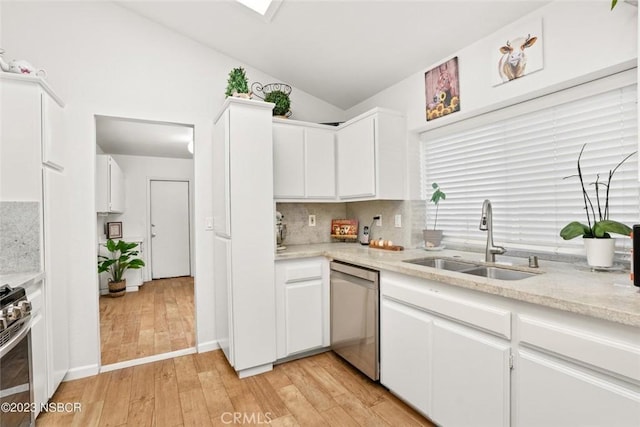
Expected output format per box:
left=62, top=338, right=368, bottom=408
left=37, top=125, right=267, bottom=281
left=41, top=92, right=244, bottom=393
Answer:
left=583, top=237, right=615, bottom=268
left=423, top=229, right=443, bottom=248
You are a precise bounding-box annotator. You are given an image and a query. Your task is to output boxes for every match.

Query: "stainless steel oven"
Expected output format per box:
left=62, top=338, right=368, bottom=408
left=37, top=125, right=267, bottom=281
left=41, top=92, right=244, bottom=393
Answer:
left=0, top=285, right=34, bottom=427
left=330, top=261, right=379, bottom=381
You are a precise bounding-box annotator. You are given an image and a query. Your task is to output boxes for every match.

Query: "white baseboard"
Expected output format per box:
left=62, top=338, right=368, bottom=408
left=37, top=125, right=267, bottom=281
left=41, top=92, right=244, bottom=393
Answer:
left=99, top=347, right=197, bottom=373
left=125, top=285, right=139, bottom=292
left=197, top=340, right=220, bottom=353
left=64, top=364, right=100, bottom=381
left=237, top=363, right=273, bottom=379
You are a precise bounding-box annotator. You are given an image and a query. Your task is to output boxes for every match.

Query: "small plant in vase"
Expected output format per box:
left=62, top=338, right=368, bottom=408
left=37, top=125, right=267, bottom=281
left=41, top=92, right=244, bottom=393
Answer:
left=423, top=182, right=446, bottom=248
left=225, top=67, right=251, bottom=99
left=97, top=239, right=145, bottom=297
left=265, top=90, right=291, bottom=117
left=559, top=144, right=635, bottom=267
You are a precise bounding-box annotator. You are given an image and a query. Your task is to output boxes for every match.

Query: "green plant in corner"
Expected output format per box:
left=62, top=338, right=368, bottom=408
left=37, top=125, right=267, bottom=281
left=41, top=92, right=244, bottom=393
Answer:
left=559, top=144, right=635, bottom=240
left=430, top=182, right=446, bottom=229
left=97, top=239, right=145, bottom=283
left=225, top=67, right=250, bottom=97
left=264, top=90, right=291, bottom=116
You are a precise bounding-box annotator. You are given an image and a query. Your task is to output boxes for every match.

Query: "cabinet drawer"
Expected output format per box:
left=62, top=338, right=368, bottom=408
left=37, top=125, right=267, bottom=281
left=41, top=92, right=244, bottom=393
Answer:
left=282, top=260, right=323, bottom=283
left=382, top=273, right=511, bottom=339
left=517, top=315, right=640, bottom=382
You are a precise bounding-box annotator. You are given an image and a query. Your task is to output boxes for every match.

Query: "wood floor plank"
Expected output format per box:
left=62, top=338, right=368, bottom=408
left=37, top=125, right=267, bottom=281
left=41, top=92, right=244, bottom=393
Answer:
left=38, top=350, right=434, bottom=427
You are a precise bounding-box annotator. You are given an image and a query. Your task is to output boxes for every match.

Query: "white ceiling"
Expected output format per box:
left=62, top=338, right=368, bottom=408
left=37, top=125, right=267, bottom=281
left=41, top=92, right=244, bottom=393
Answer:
left=117, top=0, right=551, bottom=110
left=95, top=116, right=194, bottom=159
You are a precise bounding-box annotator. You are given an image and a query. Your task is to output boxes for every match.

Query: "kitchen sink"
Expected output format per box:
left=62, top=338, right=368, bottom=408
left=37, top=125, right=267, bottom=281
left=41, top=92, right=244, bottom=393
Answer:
left=404, top=257, right=478, bottom=272
left=403, top=257, right=540, bottom=281
left=462, top=266, right=538, bottom=281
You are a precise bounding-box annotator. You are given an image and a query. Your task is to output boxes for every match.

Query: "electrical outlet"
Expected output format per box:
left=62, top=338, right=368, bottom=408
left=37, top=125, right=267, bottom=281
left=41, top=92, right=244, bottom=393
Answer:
left=376, top=214, right=382, bottom=227
left=309, top=215, right=316, bottom=227
left=395, top=214, right=402, bottom=228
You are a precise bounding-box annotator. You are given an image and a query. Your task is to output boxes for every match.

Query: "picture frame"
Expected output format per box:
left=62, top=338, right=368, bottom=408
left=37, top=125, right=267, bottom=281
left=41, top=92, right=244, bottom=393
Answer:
left=425, top=57, right=460, bottom=121
left=106, top=221, right=123, bottom=239
left=492, top=17, right=543, bottom=86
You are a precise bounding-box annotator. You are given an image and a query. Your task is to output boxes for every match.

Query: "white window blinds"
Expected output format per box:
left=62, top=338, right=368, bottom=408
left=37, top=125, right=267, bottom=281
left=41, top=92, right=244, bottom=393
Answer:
left=421, top=76, right=638, bottom=255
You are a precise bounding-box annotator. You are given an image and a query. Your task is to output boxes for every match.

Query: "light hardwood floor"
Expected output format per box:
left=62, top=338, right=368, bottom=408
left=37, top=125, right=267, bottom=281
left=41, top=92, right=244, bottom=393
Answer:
left=100, top=277, right=195, bottom=365
left=36, top=350, right=435, bottom=427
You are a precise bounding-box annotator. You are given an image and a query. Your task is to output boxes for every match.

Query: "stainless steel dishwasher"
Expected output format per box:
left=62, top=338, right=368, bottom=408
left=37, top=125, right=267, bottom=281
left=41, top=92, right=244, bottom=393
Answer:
left=330, top=261, right=379, bottom=381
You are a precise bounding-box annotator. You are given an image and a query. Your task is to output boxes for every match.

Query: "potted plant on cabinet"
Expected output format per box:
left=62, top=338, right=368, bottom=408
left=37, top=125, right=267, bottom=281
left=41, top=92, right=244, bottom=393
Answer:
left=97, top=239, right=145, bottom=297
left=423, top=182, right=446, bottom=248
left=265, top=90, right=291, bottom=117
left=224, top=67, right=251, bottom=99
left=559, top=144, right=635, bottom=267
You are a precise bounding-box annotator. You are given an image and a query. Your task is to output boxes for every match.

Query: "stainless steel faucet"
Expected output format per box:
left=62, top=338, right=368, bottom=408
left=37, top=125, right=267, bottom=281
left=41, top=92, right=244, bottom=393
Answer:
left=479, top=199, right=506, bottom=262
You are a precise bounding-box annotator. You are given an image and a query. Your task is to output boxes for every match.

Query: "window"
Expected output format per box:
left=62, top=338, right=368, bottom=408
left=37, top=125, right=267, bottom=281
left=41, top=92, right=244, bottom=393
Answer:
left=420, top=72, right=638, bottom=255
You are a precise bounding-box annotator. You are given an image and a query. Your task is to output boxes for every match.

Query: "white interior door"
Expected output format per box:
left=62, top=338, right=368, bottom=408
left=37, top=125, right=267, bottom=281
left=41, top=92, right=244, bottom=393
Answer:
left=150, top=180, right=191, bottom=279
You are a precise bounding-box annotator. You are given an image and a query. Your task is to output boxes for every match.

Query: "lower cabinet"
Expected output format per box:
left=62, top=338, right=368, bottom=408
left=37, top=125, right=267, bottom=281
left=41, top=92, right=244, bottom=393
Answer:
left=381, top=293, right=510, bottom=427
left=275, top=257, right=330, bottom=359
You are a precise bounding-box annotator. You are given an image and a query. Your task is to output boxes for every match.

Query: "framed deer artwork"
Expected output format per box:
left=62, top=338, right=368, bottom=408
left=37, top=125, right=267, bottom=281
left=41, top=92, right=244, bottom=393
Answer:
left=492, top=17, right=544, bottom=86
left=425, top=57, right=460, bottom=121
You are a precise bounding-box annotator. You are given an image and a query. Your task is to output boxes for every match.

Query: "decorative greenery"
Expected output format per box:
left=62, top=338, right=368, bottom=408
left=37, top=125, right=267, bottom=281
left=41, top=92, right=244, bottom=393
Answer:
left=430, top=182, right=446, bottom=229
left=611, top=0, right=618, bottom=10
left=265, top=90, right=291, bottom=116
left=560, top=144, right=635, bottom=240
left=98, top=239, right=145, bottom=283
left=225, top=67, right=250, bottom=97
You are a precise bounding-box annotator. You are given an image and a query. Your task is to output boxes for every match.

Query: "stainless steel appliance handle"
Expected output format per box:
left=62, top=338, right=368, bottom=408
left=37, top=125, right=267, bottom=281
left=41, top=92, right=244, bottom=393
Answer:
left=330, top=261, right=378, bottom=282
left=0, top=316, right=31, bottom=359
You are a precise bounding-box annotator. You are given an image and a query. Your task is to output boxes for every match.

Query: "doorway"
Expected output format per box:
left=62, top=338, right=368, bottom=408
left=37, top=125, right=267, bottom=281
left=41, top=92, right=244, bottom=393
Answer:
left=150, top=180, right=191, bottom=279
left=95, top=115, right=196, bottom=368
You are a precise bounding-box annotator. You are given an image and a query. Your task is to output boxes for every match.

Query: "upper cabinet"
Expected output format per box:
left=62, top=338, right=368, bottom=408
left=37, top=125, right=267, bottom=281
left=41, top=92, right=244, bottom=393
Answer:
left=272, top=108, right=406, bottom=202
left=273, top=120, right=336, bottom=200
left=96, top=154, right=125, bottom=213
left=336, top=109, right=406, bottom=200
left=41, top=92, right=65, bottom=170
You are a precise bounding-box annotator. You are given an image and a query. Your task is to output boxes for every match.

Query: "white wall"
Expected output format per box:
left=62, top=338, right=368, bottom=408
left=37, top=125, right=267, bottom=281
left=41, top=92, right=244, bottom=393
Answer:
left=346, top=0, right=638, bottom=199
left=103, top=155, right=196, bottom=280
left=1, top=1, right=345, bottom=379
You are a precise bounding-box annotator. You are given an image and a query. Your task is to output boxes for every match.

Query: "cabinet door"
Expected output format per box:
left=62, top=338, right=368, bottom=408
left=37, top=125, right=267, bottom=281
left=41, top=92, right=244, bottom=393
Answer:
left=41, top=93, right=65, bottom=170
left=109, top=158, right=125, bottom=213
left=285, top=280, right=323, bottom=355
left=273, top=124, right=305, bottom=198
left=305, top=128, right=335, bottom=198
left=43, top=168, right=69, bottom=395
left=336, top=115, right=375, bottom=199
left=213, top=110, right=231, bottom=237
left=515, top=350, right=640, bottom=427
left=431, top=320, right=511, bottom=427
left=380, top=297, right=432, bottom=416
left=214, top=236, right=234, bottom=365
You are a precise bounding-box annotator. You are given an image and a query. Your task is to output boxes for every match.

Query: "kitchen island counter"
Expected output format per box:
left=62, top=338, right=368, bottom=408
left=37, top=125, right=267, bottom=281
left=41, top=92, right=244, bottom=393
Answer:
left=276, top=243, right=640, bottom=327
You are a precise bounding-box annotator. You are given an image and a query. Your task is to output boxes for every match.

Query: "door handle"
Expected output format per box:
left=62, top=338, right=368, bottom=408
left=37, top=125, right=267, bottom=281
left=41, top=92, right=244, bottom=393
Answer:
left=151, top=233, right=157, bottom=238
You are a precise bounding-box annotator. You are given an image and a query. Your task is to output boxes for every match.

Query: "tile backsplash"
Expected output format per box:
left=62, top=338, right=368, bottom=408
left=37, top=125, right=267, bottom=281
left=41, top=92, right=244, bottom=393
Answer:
left=277, top=199, right=427, bottom=248
left=0, top=201, right=41, bottom=274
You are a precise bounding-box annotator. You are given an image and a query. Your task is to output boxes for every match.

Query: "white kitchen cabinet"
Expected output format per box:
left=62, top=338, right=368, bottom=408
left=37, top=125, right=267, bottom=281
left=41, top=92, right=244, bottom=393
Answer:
left=430, top=320, right=511, bottom=427
left=272, top=120, right=335, bottom=200
left=336, top=109, right=406, bottom=200
left=380, top=297, right=432, bottom=416
left=514, top=314, right=640, bottom=427
left=213, top=98, right=276, bottom=378
left=275, top=257, right=330, bottom=359
left=1, top=74, right=70, bottom=402
left=381, top=271, right=511, bottom=425
left=96, top=154, right=125, bottom=214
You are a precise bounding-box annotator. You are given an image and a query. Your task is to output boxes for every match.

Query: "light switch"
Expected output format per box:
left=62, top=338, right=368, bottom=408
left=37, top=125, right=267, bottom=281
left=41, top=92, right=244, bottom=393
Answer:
left=309, top=215, right=316, bottom=227
left=395, top=214, right=402, bottom=228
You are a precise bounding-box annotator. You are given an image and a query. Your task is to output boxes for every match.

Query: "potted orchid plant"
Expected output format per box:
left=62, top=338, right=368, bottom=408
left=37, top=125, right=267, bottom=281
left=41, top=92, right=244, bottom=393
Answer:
left=423, top=182, right=446, bottom=248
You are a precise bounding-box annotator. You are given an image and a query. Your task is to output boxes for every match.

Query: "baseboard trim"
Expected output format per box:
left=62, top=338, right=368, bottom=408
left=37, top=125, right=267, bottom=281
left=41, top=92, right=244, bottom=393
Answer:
left=64, top=364, right=100, bottom=381
left=197, top=340, right=220, bottom=353
left=237, top=362, right=273, bottom=379
left=99, top=347, right=197, bottom=373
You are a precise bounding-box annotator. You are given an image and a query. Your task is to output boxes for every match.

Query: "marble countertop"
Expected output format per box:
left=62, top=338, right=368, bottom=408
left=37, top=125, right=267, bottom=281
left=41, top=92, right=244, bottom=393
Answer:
left=276, top=243, right=640, bottom=327
left=0, top=271, right=45, bottom=289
